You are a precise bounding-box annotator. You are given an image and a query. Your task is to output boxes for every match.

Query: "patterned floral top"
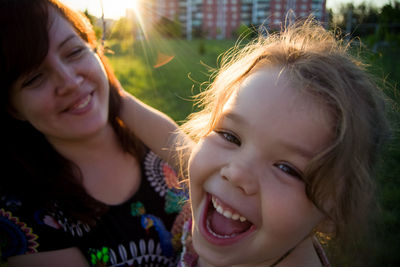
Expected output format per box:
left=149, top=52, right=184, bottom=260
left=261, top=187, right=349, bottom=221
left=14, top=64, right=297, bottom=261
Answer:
left=0, top=150, right=188, bottom=267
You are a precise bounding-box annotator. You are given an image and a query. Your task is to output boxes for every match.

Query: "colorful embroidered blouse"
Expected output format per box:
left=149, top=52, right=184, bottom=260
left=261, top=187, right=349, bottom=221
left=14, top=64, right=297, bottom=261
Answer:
left=0, top=150, right=188, bottom=267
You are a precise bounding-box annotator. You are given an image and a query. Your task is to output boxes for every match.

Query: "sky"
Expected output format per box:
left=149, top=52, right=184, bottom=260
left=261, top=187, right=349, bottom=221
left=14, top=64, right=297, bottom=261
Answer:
left=61, top=0, right=392, bottom=20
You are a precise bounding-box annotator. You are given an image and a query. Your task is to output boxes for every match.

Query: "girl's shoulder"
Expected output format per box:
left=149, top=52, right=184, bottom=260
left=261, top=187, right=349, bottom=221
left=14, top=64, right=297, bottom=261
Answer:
left=312, top=236, right=331, bottom=267
left=176, top=208, right=198, bottom=267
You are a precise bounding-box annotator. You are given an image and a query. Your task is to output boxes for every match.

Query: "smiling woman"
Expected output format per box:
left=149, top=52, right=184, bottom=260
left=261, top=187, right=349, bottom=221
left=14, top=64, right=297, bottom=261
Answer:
left=0, top=0, right=188, bottom=266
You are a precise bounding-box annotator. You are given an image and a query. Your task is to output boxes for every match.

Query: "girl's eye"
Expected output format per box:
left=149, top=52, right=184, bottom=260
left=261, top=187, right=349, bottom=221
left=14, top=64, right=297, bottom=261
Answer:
left=22, top=73, right=43, bottom=88
left=215, top=130, right=241, bottom=146
left=274, top=163, right=303, bottom=180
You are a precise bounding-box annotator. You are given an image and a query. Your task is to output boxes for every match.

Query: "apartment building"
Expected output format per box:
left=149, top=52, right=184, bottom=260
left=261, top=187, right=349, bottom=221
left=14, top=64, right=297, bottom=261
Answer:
left=137, top=0, right=326, bottom=39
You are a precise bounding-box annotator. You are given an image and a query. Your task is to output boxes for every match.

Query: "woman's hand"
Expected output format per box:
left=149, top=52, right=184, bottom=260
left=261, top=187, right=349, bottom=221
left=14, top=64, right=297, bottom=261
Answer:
left=7, top=247, right=90, bottom=267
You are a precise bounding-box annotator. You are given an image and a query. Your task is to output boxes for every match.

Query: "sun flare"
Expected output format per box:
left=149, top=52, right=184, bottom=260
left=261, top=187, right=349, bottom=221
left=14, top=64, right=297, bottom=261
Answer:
left=100, top=0, right=142, bottom=19
left=119, top=0, right=141, bottom=15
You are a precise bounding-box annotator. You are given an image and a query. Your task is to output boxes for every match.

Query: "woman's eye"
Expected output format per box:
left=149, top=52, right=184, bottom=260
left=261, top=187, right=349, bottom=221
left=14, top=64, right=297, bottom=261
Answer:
left=68, top=47, right=85, bottom=58
left=215, top=130, right=241, bottom=146
left=274, top=163, right=303, bottom=179
left=22, top=73, right=43, bottom=88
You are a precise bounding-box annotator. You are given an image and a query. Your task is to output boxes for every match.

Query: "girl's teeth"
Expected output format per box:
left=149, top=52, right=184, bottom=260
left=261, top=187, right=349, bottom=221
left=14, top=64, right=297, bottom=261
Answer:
left=212, top=196, right=247, bottom=222
left=223, top=210, right=232, bottom=218
left=216, top=206, right=223, bottom=214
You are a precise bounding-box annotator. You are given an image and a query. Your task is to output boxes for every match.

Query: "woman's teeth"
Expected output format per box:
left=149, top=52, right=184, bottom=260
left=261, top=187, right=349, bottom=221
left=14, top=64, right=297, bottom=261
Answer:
left=212, top=196, right=247, bottom=222
left=74, top=94, right=91, bottom=110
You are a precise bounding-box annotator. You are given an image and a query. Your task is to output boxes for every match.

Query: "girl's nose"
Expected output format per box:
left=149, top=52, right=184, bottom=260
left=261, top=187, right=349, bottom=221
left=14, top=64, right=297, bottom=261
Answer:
left=55, top=65, right=83, bottom=96
left=220, top=159, right=259, bottom=195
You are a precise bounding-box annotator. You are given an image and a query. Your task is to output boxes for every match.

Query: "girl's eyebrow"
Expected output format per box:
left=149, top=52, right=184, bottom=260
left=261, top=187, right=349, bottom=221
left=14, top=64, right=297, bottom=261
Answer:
left=58, top=35, right=77, bottom=50
left=223, top=112, right=248, bottom=126
left=278, top=140, right=315, bottom=159
left=224, top=111, right=314, bottom=159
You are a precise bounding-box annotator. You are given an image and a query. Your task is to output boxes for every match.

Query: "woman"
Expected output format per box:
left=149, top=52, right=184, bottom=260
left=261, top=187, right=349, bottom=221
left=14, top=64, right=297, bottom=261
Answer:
left=0, top=0, right=190, bottom=266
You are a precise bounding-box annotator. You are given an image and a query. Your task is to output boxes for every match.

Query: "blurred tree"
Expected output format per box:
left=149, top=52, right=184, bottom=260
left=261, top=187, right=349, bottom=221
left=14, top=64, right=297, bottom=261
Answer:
left=83, top=9, right=103, bottom=40
left=376, top=2, right=400, bottom=42
left=110, top=17, right=135, bottom=41
left=234, top=23, right=257, bottom=40
left=332, top=1, right=400, bottom=43
left=192, top=26, right=205, bottom=38
left=155, top=16, right=182, bottom=38
left=333, top=2, right=380, bottom=37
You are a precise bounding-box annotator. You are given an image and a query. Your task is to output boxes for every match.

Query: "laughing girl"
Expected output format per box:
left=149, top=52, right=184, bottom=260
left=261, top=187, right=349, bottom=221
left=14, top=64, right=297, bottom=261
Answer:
left=179, top=20, right=390, bottom=266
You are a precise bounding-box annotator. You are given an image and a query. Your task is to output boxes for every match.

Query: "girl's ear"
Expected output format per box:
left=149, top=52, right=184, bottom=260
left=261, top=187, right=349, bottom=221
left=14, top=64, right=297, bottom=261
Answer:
left=315, top=219, right=336, bottom=235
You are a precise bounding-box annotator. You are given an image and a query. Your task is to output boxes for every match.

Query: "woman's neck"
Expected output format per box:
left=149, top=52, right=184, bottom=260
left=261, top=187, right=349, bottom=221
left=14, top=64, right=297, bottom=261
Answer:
left=47, top=123, right=120, bottom=164
left=47, top=122, right=142, bottom=205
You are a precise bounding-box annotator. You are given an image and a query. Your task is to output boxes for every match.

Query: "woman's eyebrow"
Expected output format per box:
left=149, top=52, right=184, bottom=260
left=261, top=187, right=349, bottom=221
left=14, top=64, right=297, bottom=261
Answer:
left=58, top=34, right=77, bottom=49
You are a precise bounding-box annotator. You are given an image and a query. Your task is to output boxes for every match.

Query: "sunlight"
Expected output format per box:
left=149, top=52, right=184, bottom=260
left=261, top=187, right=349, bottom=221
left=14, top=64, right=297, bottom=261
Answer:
left=99, top=0, right=142, bottom=19
left=112, top=0, right=141, bottom=17
left=121, top=0, right=140, bottom=13
left=104, top=0, right=176, bottom=69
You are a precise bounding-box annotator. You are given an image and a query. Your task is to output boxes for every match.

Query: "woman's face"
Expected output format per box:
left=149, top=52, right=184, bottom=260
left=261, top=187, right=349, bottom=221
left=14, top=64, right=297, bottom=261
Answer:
left=9, top=9, right=110, bottom=145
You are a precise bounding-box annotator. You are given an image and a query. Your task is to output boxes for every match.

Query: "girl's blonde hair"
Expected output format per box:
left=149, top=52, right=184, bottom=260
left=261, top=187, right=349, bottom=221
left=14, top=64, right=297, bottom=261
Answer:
left=182, top=19, right=389, bottom=262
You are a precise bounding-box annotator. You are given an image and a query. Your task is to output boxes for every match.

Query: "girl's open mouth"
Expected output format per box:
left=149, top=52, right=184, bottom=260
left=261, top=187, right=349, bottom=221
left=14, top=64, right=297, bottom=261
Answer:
left=200, top=193, right=256, bottom=246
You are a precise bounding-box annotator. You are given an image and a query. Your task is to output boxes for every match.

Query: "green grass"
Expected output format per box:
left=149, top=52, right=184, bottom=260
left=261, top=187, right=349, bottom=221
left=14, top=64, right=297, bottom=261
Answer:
left=107, top=38, right=235, bottom=122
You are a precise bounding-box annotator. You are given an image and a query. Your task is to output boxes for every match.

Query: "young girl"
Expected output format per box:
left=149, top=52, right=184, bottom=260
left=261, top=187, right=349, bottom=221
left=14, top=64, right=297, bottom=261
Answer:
left=178, top=20, right=390, bottom=266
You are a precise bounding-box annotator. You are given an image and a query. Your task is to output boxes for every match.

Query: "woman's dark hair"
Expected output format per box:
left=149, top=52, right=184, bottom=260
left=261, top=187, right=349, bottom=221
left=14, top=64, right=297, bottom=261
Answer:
left=0, top=0, right=145, bottom=225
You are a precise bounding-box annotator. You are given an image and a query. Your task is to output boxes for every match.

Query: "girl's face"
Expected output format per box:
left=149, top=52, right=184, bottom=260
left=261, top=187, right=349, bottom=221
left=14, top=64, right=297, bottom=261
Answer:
left=9, top=9, right=110, bottom=145
left=189, top=68, right=333, bottom=266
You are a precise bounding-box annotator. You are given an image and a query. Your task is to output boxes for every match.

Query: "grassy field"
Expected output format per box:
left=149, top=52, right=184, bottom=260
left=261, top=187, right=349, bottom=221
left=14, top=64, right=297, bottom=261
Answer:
left=107, top=38, right=400, bottom=265
left=107, top=38, right=236, bottom=122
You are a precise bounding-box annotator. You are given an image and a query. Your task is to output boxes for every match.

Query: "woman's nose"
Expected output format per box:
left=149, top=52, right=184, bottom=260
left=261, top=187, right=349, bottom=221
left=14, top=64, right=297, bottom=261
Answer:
left=54, top=64, right=83, bottom=95
left=220, top=159, right=259, bottom=195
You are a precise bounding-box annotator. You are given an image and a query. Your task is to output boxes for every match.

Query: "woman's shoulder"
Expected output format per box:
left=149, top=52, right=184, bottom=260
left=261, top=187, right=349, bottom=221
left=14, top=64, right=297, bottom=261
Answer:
left=141, top=149, right=188, bottom=200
